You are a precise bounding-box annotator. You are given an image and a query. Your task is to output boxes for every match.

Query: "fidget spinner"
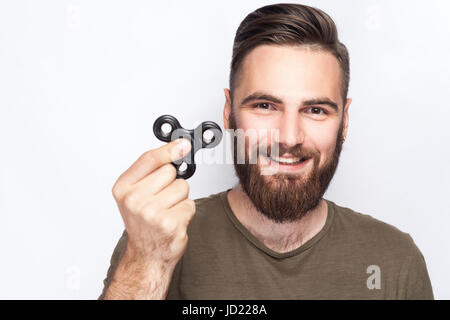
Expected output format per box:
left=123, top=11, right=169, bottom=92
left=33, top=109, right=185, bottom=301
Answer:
left=153, top=114, right=223, bottom=179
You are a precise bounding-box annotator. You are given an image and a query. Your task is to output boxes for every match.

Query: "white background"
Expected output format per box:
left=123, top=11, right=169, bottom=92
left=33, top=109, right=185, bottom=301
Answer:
left=1, top=0, right=449, bottom=299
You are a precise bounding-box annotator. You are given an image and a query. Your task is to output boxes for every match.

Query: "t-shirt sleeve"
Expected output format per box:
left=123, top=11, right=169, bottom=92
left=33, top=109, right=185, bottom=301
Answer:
left=98, top=229, right=128, bottom=300
left=399, top=234, right=434, bottom=300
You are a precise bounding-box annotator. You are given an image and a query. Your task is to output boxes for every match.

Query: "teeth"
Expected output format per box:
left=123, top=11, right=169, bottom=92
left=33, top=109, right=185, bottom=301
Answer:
left=270, top=155, right=301, bottom=164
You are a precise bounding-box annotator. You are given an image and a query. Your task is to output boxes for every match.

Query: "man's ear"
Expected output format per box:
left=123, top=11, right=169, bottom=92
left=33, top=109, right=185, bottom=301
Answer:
left=342, top=98, right=352, bottom=140
left=223, top=88, right=232, bottom=130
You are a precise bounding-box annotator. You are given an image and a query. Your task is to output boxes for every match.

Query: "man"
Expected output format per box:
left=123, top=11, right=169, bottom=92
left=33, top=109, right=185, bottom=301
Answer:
left=99, top=3, right=433, bottom=299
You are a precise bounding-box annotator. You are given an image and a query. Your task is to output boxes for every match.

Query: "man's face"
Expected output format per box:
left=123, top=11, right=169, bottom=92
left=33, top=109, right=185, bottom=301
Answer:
left=224, top=44, right=351, bottom=223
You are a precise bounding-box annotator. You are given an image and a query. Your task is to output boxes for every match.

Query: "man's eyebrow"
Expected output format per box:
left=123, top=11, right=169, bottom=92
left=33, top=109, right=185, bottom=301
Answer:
left=239, top=91, right=339, bottom=111
left=240, top=92, right=283, bottom=106
left=303, top=97, right=339, bottom=111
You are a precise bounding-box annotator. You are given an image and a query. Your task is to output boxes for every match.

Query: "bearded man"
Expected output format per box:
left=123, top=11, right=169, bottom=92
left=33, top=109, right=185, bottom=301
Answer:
left=99, top=3, right=433, bottom=300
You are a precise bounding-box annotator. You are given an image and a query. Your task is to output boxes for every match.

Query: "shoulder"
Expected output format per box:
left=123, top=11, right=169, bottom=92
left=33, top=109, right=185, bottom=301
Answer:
left=192, top=191, right=227, bottom=218
left=326, top=199, right=416, bottom=255
left=326, top=200, right=433, bottom=298
left=188, top=190, right=230, bottom=233
left=194, top=191, right=224, bottom=209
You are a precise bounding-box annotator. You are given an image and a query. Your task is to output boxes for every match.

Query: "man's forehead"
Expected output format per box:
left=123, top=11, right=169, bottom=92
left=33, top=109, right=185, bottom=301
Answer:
left=236, top=44, right=342, bottom=106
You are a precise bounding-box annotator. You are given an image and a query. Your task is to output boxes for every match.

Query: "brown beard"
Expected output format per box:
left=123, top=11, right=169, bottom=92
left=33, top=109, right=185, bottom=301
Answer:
left=229, top=112, right=344, bottom=223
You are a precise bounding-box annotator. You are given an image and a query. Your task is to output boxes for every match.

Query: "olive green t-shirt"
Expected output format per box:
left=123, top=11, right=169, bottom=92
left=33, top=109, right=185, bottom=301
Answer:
left=99, top=189, right=434, bottom=299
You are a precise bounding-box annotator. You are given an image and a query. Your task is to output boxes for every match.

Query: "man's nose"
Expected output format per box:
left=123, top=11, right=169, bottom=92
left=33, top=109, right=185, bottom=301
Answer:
left=277, top=111, right=305, bottom=148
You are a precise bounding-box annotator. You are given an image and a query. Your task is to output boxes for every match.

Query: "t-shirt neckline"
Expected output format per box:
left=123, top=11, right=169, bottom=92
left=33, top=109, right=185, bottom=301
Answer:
left=219, top=188, right=335, bottom=259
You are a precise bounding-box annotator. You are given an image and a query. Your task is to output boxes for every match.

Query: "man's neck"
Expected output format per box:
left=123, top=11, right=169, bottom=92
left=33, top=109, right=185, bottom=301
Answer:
left=227, top=184, right=328, bottom=254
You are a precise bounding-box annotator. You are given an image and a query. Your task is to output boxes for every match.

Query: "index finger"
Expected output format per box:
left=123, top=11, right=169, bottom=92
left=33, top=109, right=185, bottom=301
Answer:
left=117, top=138, right=191, bottom=187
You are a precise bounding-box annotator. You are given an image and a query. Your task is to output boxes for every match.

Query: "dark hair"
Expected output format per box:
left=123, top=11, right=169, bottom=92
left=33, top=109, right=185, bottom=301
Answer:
left=229, top=3, right=350, bottom=107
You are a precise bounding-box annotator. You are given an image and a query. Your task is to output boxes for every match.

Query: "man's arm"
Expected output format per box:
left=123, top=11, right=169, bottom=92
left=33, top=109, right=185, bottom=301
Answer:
left=98, top=230, right=128, bottom=300
left=399, top=235, right=434, bottom=300
left=99, top=138, right=196, bottom=300
left=100, top=233, right=177, bottom=300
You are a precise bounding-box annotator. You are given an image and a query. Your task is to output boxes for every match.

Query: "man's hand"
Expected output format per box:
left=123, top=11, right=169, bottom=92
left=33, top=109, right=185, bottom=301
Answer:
left=103, top=138, right=195, bottom=299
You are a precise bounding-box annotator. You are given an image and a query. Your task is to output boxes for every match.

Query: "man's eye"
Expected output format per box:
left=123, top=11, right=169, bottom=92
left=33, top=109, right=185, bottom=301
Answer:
left=307, top=107, right=327, bottom=115
left=252, top=103, right=274, bottom=110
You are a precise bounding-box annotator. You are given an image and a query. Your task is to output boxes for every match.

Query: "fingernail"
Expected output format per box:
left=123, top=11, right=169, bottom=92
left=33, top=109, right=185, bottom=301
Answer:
left=176, top=139, right=191, bottom=157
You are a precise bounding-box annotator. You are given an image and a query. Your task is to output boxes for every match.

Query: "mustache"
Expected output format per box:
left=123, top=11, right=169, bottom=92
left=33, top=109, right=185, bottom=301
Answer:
left=250, top=143, right=316, bottom=160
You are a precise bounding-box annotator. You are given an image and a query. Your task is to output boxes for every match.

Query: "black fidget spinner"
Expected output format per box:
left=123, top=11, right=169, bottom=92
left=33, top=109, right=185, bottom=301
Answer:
left=153, top=114, right=223, bottom=179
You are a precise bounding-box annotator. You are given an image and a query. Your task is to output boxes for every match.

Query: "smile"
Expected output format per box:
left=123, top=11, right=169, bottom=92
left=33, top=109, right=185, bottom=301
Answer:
left=269, top=155, right=308, bottom=165
left=260, top=155, right=312, bottom=173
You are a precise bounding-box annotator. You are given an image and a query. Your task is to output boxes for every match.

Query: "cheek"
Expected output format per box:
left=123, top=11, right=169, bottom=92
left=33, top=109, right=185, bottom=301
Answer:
left=240, top=115, right=277, bottom=132
left=240, top=116, right=277, bottom=151
left=308, top=124, right=338, bottom=167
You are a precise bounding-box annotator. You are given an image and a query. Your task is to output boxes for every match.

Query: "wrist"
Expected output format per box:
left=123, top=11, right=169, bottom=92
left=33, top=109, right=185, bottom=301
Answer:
left=121, top=242, right=176, bottom=279
left=105, top=244, right=175, bottom=300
